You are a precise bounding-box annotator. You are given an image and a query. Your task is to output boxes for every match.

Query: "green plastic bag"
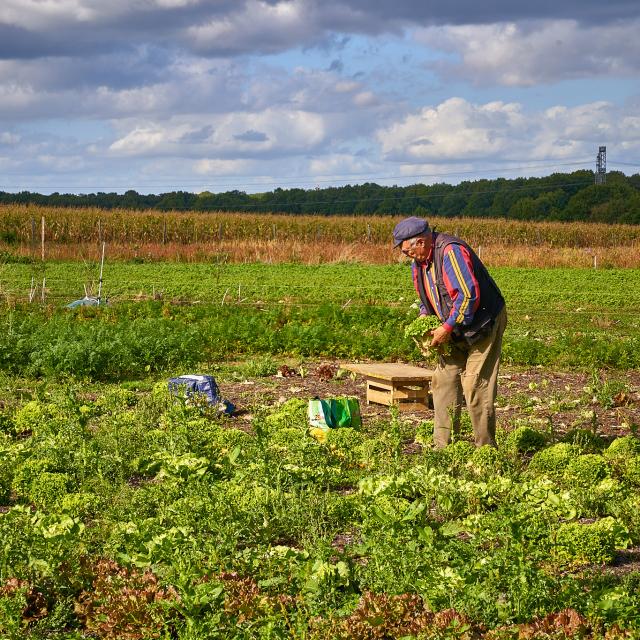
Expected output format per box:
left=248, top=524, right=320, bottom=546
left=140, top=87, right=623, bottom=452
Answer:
left=308, top=397, right=361, bottom=441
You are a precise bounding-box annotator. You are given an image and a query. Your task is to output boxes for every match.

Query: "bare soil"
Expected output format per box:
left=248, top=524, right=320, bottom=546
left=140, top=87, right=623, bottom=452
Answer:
left=221, top=361, right=640, bottom=440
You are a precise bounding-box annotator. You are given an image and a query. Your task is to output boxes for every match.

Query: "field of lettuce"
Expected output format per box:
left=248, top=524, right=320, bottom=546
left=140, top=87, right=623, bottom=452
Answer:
left=1, top=261, right=640, bottom=638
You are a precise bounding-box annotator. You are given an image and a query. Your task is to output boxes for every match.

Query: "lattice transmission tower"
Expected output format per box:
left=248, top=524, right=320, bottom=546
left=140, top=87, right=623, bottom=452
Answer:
left=595, top=146, right=606, bottom=185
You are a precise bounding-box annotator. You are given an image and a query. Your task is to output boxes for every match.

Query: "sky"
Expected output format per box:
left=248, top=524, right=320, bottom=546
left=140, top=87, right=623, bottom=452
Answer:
left=0, top=0, right=639, bottom=195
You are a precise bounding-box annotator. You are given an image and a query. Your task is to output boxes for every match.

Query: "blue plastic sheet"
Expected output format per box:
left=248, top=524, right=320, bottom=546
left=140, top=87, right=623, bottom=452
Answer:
left=168, top=374, right=235, bottom=414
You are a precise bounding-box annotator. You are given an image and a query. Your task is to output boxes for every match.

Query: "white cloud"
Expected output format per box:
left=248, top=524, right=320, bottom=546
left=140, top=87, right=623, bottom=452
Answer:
left=377, top=97, right=527, bottom=161
left=109, top=126, right=170, bottom=155
left=0, top=131, right=20, bottom=144
left=187, top=0, right=318, bottom=56
left=108, top=108, right=327, bottom=159
left=153, top=0, right=200, bottom=7
left=36, top=154, right=87, bottom=171
left=193, top=158, right=253, bottom=175
left=416, top=19, right=640, bottom=86
left=353, top=91, right=377, bottom=107
left=377, top=97, right=640, bottom=164
left=0, top=2, right=638, bottom=194
left=308, top=153, right=377, bottom=177
left=0, top=0, right=202, bottom=31
left=335, top=81, right=360, bottom=93
left=0, top=0, right=96, bottom=29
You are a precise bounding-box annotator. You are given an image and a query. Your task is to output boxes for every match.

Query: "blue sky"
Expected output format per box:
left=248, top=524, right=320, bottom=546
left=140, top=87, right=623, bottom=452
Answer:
left=0, top=0, right=639, bottom=194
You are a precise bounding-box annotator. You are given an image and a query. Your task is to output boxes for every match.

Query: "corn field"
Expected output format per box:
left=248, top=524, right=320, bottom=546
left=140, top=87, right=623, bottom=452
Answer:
left=1, top=204, right=639, bottom=267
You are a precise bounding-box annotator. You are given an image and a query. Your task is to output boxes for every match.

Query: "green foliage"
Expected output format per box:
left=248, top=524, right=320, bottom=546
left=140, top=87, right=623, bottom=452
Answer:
left=0, top=411, right=15, bottom=436
left=563, top=454, right=610, bottom=486
left=467, top=445, right=505, bottom=476
left=95, top=387, right=139, bottom=413
left=3, top=374, right=640, bottom=635
left=403, top=315, right=441, bottom=340
left=404, top=315, right=453, bottom=358
left=528, top=443, right=579, bottom=477
left=562, top=428, right=606, bottom=452
left=585, top=371, right=630, bottom=409
left=0, top=446, right=12, bottom=505
left=263, top=398, right=309, bottom=433
left=3, top=170, right=640, bottom=222
left=11, top=459, right=57, bottom=501
left=236, top=356, right=279, bottom=378
left=57, top=492, right=102, bottom=519
left=0, top=262, right=640, bottom=377
left=439, top=440, right=476, bottom=468
left=13, top=401, right=47, bottom=435
left=604, top=436, right=640, bottom=461
left=28, top=472, right=71, bottom=510
left=555, top=517, right=627, bottom=565
left=504, top=426, right=547, bottom=453
left=325, top=428, right=365, bottom=468
left=621, top=456, right=640, bottom=487
left=414, top=420, right=434, bottom=446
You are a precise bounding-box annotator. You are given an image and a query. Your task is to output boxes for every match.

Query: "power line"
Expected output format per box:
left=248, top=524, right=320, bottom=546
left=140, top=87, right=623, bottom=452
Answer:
left=609, top=160, right=640, bottom=168
left=119, top=179, right=595, bottom=211
left=0, top=177, right=598, bottom=214
left=0, top=159, right=595, bottom=192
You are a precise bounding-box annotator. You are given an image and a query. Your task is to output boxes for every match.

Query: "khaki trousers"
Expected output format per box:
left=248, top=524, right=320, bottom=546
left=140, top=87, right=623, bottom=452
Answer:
left=430, top=307, right=507, bottom=448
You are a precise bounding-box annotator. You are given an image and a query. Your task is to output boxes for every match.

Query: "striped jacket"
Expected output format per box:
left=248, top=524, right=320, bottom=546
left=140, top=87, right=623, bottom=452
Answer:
left=411, top=232, right=505, bottom=344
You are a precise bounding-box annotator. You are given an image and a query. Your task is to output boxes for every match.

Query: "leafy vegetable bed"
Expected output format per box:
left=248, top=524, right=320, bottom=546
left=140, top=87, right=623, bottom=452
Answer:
left=2, top=380, right=640, bottom=638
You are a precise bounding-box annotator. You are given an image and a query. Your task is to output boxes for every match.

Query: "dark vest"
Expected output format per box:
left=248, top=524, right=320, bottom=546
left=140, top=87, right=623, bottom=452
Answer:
left=413, top=232, right=505, bottom=344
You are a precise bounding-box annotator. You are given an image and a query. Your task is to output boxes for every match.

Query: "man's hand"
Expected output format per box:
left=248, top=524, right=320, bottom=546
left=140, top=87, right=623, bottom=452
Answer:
left=430, top=324, right=452, bottom=348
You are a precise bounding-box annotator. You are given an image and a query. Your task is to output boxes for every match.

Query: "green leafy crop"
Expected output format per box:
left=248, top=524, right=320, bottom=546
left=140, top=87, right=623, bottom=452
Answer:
left=604, top=436, right=640, bottom=462
left=528, top=443, right=580, bottom=477
left=561, top=428, right=605, bottom=453
left=504, top=426, right=547, bottom=453
left=403, top=315, right=441, bottom=340
left=563, top=454, right=610, bottom=486
left=555, top=517, right=627, bottom=565
left=404, top=315, right=453, bottom=357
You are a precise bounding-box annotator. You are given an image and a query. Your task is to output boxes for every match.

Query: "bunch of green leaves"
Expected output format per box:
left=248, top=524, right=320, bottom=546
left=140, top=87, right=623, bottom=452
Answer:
left=504, top=426, right=547, bottom=454
left=403, top=314, right=441, bottom=340
left=554, top=517, right=629, bottom=565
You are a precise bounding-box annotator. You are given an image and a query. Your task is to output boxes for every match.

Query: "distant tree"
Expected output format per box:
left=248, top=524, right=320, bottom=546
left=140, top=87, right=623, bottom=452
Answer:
left=1, top=169, right=639, bottom=222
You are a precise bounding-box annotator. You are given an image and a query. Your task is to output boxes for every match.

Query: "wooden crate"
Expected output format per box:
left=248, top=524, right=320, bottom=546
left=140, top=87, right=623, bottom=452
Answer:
left=341, top=363, right=434, bottom=412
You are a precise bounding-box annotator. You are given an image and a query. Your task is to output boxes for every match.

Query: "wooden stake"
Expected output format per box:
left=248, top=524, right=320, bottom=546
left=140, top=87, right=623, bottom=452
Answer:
left=41, top=216, right=45, bottom=262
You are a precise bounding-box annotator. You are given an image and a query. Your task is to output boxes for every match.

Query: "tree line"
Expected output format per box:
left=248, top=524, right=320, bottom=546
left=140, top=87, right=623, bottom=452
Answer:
left=1, top=170, right=639, bottom=223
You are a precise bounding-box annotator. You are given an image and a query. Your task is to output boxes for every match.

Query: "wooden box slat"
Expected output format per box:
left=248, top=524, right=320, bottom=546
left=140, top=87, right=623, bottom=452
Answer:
left=344, top=362, right=433, bottom=411
left=342, top=362, right=434, bottom=383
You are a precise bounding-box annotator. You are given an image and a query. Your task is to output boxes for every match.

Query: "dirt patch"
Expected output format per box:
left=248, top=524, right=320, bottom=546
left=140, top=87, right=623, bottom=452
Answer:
left=219, top=361, right=640, bottom=438
left=607, top=547, right=640, bottom=577
left=331, top=532, right=361, bottom=552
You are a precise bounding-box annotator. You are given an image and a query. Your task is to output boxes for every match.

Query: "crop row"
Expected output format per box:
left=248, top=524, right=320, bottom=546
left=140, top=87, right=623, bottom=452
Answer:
left=1, top=263, right=639, bottom=337
left=0, top=302, right=638, bottom=381
left=2, top=204, right=640, bottom=248
left=1, top=384, right=640, bottom=637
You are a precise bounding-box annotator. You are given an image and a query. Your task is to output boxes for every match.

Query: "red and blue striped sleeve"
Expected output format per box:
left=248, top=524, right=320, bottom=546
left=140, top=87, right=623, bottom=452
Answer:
left=441, top=244, right=480, bottom=332
left=411, top=261, right=428, bottom=316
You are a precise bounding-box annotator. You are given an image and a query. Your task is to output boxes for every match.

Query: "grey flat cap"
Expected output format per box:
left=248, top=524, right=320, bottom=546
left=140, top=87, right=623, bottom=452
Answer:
left=392, top=217, right=430, bottom=248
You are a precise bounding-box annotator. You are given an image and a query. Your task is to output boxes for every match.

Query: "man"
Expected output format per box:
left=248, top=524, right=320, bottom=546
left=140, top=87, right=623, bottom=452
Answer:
left=393, top=217, right=507, bottom=448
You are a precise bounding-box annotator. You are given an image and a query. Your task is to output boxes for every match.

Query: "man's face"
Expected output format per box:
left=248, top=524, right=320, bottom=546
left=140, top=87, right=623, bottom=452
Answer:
left=400, top=235, right=431, bottom=263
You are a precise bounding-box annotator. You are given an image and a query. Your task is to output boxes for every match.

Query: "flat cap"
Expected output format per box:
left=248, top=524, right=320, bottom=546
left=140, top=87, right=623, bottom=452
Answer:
left=392, top=217, right=430, bottom=248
